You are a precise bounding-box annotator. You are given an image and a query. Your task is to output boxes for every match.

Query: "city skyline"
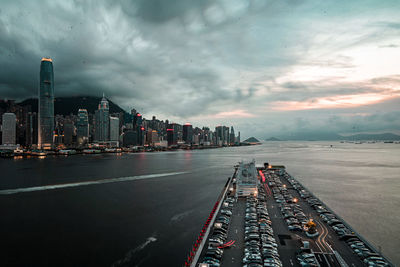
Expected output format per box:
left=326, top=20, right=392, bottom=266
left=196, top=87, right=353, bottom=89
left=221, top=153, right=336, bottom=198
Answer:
left=0, top=58, right=242, bottom=149
left=0, top=1, right=400, bottom=139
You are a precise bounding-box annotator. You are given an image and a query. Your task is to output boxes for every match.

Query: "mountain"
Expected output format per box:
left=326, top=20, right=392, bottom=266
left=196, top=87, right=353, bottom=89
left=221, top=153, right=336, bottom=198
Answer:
left=341, top=133, right=400, bottom=141
left=272, top=131, right=400, bottom=141
left=243, top=137, right=261, bottom=143
left=265, top=137, right=281, bottom=141
left=279, top=132, right=342, bottom=141
left=18, top=96, right=128, bottom=116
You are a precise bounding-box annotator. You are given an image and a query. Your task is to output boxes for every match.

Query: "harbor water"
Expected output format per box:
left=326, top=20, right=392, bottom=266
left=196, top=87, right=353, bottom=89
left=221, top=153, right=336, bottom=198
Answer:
left=0, top=142, right=399, bottom=266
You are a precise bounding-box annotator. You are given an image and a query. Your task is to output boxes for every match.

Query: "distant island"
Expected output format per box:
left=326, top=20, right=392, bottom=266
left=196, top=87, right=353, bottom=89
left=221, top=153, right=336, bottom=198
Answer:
left=242, top=137, right=261, bottom=144
left=265, top=132, right=400, bottom=141
left=339, top=133, right=400, bottom=141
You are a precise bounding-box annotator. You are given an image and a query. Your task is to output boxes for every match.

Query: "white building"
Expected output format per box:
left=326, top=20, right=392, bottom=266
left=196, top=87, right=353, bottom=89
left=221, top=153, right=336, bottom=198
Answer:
left=109, top=116, right=120, bottom=143
left=2, top=113, right=16, bottom=145
left=236, top=160, right=258, bottom=197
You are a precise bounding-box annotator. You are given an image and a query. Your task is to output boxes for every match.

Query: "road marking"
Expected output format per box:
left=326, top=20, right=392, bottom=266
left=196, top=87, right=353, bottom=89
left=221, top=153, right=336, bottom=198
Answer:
left=322, top=253, right=332, bottom=267
left=235, top=229, right=238, bottom=234
left=330, top=255, right=335, bottom=263
left=290, top=259, right=294, bottom=266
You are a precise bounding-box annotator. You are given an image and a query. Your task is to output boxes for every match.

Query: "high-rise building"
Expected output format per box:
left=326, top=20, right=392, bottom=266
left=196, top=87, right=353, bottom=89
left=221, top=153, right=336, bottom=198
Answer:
left=38, top=57, right=54, bottom=149
left=166, top=123, right=180, bottom=146
left=215, top=126, right=223, bottom=146
left=1, top=113, right=16, bottom=145
left=25, top=112, right=38, bottom=147
left=224, top=126, right=230, bottom=145
left=94, top=95, right=110, bottom=141
left=133, top=113, right=144, bottom=146
left=146, top=129, right=159, bottom=145
left=183, top=123, right=193, bottom=144
left=122, top=130, right=137, bottom=147
left=110, top=116, right=120, bottom=142
left=63, top=121, right=74, bottom=146
left=230, top=126, right=235, bottom=145
left=215, top=125, right=230, bottom=146
left=167, top=128, right=176, bottom=146
left=76, top=109, right=89, bottom=145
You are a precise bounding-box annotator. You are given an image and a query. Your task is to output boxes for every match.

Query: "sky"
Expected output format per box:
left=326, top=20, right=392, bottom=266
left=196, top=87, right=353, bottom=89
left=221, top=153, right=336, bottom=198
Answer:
left=1, top=0, right=400, bottom=139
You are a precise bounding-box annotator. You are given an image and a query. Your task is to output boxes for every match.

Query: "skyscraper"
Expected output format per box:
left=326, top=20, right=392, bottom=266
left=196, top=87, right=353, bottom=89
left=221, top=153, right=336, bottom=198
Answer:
left=215, top=125, right=230, bottom=146
left=167, top=123, right=179, bottom=146
left=230, top=126, right=235, bottom=145
left=109, top=116, right=120, bottom=142
left=183, top=123, right=193, bottom=144
left=25, top=112, right=38, bottom=147
left=76, top=109, right=89, bottom=145
left=63, top=120, right=74, bottom=146
left=133, top=113, right=144, bottom=146
left=167, top=128, right=176, bottom=146
left=1, top=113, right=16, bottom=145
left=38, top=57, right=54, bottom=149
left=223, top=126, right=230, bottom=145
left=215, top=126, right=223, bottom=146
left=94, top=95, right=110, bottom=141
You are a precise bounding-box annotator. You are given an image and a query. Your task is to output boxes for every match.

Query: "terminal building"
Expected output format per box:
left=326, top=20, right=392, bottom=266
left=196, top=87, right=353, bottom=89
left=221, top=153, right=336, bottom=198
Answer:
left=236, top=160, right=258, bottom=197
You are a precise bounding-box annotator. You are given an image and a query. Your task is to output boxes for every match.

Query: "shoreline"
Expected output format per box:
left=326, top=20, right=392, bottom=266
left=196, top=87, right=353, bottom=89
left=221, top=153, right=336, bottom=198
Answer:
left=0, top=143, right=260, bottom=159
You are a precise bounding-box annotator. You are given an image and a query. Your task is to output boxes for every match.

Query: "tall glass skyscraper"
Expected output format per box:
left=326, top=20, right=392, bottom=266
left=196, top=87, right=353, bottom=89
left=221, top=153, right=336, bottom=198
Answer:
left=183, top=123, right=193, bottom=144
left=38, top=57, right=54, bottom=149
left=77, top=109, right=89, bottom=145
left=94, top=95, right=110, bottom=141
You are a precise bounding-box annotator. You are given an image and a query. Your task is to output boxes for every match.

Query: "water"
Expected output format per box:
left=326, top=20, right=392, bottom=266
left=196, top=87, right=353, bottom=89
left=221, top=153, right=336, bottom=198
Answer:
left=0, top=142, right=399, bottom=266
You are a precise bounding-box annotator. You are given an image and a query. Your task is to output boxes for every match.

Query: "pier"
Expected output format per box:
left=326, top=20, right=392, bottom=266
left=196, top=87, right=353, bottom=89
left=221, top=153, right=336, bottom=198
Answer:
left=187, top=161, right=394, bottom=267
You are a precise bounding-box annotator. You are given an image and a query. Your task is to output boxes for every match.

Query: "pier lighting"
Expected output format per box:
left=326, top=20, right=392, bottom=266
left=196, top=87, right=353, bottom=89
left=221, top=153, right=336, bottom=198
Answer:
left=199, top=264, right=209, bottom=267
left=283, top=184, right=286, bottom=188
left=293, top=198, right=298, bottom=203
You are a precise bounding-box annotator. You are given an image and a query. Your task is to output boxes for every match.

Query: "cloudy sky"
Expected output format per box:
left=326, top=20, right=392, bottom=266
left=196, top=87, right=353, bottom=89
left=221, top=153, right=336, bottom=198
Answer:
left=1, top=0, right=400, bottom=138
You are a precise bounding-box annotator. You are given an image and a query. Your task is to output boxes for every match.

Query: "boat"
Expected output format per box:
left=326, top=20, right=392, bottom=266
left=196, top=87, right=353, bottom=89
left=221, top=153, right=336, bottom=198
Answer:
left=14, top=147, right=25, bottom=156
left=31, top=150, right=47, bottom=156
left=59, top=149, right=77, bottom=155
left=83, top=149, right=101, bottom=154
left=0, top=150, right=15, bottom=158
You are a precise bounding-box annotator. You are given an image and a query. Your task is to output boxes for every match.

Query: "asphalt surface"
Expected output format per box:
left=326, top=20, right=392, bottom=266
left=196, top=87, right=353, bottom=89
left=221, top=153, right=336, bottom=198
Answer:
left=220, top=199, right=245, bottom=267
left=277, top=173, right=365, bottom=267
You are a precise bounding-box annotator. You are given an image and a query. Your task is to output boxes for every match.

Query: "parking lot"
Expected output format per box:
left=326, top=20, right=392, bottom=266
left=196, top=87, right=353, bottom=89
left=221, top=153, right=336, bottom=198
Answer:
left=194, top=165, right=391, bottom=267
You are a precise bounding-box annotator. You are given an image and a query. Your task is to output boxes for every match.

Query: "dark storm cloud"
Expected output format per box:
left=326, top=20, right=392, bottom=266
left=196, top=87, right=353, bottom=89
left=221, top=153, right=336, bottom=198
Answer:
left=121, top=0, right=212, bottom=23
left=0, top=0, right=400, bottom=138
left=0, top=0, right=302, bottom=117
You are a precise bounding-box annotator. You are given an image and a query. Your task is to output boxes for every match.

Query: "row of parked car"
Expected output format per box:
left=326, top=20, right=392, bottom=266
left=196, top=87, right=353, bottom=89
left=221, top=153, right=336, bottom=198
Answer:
left=285, top=173, right=391, bottom=267
left=200, top=196, right=235, bottom=267
left=267, top=172, right=307, bottom=232
left=243, top=186, right=283, bottom=267
left=296, top=250, right=319, bottom=267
